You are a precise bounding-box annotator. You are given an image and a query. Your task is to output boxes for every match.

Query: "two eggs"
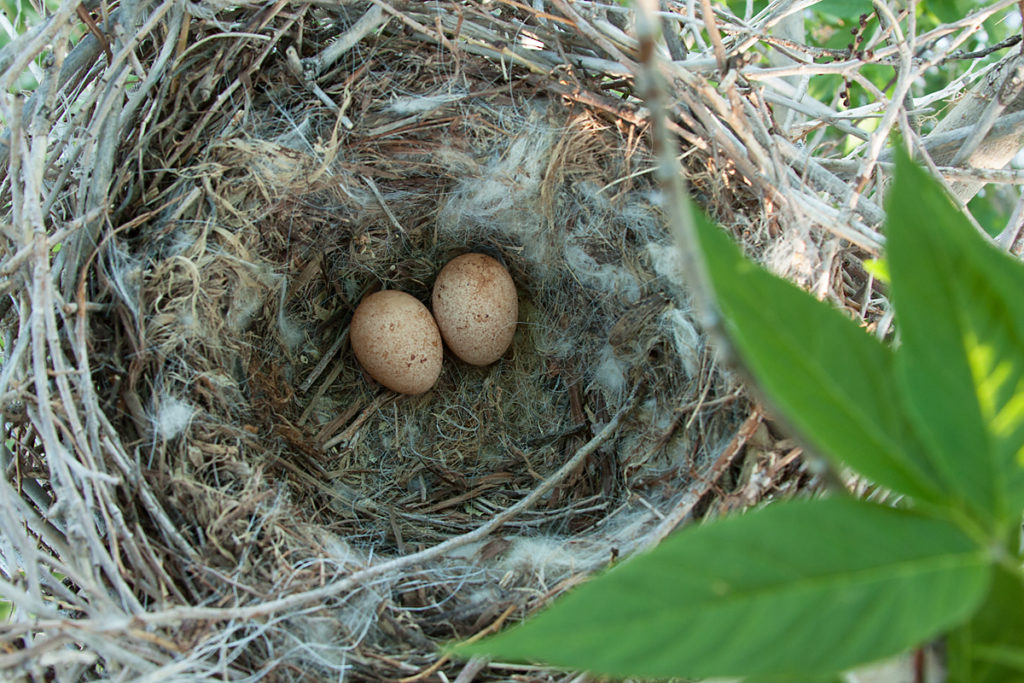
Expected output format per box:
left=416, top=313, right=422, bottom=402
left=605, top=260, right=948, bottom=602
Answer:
left=349, top=253, right=518, bottom=395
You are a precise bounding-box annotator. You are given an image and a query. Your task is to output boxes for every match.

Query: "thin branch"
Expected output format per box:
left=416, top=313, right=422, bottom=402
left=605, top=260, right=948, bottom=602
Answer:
left=698, top=0, right=727, bottom=73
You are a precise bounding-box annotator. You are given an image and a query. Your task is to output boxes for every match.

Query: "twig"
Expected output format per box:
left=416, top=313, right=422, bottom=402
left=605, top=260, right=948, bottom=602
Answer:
left=286, top=45, right=342, bottom=114
left=946, top=33, right=1022, bottom=61
left=643, top=408, right=764, bottom=548
left=998, top=192, right=1024, bottom=250
left=399, top=606, right=515, bottom=682
left=659, top=0, right=687, bottom=60
left=634, top=0, right=721, bottom=341
left=699, top=0, right=727, bottom=73
left=321, top=390, right=391, bottom=450
left=75, top=5, right=112, bottom=64
left=306, top=4, right=385, bottom=77
left=849, top=0, right=917, bottom=214
left=362, top=174, right=406, bottom=234
left=299, top=327, right=348, bottom=394
left=949, top=59, right=1024, bottom=167
left=454, top=655, right=490, bottom=683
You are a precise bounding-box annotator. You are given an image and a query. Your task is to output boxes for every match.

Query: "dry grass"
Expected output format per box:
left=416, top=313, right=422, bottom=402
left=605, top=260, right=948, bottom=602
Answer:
left=0, top=0, right=1019, bottom=680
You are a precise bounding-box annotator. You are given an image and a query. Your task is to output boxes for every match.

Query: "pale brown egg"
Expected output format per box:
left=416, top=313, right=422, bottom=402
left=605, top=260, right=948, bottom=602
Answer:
left=349, top=290, right=443, bottom=395
left=431, top=253, right=518, bottom=366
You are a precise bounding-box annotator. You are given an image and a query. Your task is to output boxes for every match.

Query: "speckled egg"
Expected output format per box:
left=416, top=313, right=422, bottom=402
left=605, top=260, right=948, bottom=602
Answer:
left=431, top=253, right=518, bottom=366
left=349, top=290, right=443, bottom=395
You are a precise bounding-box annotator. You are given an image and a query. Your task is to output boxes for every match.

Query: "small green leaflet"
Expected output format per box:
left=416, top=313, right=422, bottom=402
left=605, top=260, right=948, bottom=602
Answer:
left=863, top=257, right=890, bottom=284
left=887, top=152, right=1024, bottom=527
left=458, top=498, right=990, bottom=679
left=692, top=203, right=947, bottom=504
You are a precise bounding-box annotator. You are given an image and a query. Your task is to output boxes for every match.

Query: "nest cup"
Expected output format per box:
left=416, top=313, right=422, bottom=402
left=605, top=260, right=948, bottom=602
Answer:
left=0, top=2, right=834, bottom=680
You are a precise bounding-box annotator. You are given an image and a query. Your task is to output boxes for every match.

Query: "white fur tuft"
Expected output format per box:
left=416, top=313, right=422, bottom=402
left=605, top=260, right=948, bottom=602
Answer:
left=155, top=396, right=195, bottom=440
left=591, top=343, right=628, bottom=401
left=564, top=243, right=641, bottom=302
left=664, top=309, right=702, bottom=377
left=645, top=241, right=686, bottom=289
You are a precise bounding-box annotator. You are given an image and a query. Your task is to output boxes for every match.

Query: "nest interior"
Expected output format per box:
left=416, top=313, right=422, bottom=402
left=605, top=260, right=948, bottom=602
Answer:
left=103, top=31, right=753, bottom=677
left=0, top=0, right=951, bottom=679
left=135, top=83, right=729, bottom=557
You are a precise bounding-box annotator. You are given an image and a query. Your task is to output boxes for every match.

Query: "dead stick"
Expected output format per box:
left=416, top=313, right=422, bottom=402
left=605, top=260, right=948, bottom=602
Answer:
left=699, top=0, right=728, bottom=73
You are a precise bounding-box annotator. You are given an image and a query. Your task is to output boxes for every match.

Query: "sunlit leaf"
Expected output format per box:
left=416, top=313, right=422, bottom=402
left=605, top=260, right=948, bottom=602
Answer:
left=692, top=206, right=946, bottom=503
left=887, top=153, right=1024, bottom=525
left=863, top=257, right=889, bottom=284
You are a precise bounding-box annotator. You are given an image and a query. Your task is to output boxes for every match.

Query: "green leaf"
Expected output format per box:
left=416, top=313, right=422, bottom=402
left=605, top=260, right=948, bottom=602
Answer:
left=924, top=0, right=978, bottom=25
left=887, top=153, right=1024, bottom=525
left=814, top=0, right=872, bottom=20
left=947, top=565, right=1024, bottom=683
left=693, top=207, right=946, bottom=503
left=863, top=258, right=890, bottom=284
left=744, top=674, right=843, bottom=683
left=458, top=498, right=990, bottom=679
left=725, top=0, right=769, bottom=18
left=967, top=190, right=1013, bottom=239
left=744, top=675, right=842, bottom=683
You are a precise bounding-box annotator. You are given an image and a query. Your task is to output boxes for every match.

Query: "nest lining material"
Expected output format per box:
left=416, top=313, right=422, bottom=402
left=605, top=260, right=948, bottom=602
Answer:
left=0, top=0, right=950, bottom=679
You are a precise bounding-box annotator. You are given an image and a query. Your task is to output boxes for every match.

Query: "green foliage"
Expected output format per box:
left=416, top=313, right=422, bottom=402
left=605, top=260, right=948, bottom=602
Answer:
left=813, top=0, right=872, bottom=20
left=968, top=189, right=1015, bottom=239
left=887, top=154, right=1024, bottom=525
left=695, top=199, right=946, bottom=507
left=724, top=1, right=768, bottom=20
left=0, top=0, right=87, bottom=92
left=460, top=499, right=990, bottom=679
left=1, top=0, right=43, bottom=36
left=921, top=0, right=981, bottom=25
left=862, top=257, right=889, bottom=283
left=456, top=154, right=1024, bottom=678
left=947, top=565, right=1024, bottom=683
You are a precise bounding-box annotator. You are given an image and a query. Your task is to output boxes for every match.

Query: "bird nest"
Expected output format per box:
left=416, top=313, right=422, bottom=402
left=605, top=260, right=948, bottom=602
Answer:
left=2, top=0, right=1015, bottom=680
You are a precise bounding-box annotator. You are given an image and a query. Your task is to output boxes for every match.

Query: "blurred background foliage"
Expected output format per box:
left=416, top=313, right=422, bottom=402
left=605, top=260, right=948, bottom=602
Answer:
left=726, top=0, right=1021, bottom=236
left=1, top=0, right=82, bottom=91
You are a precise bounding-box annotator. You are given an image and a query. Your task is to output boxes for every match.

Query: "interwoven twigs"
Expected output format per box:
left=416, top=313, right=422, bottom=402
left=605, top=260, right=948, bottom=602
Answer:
left=0, top=1, right=1021, bottom=679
